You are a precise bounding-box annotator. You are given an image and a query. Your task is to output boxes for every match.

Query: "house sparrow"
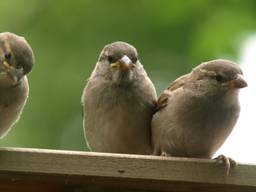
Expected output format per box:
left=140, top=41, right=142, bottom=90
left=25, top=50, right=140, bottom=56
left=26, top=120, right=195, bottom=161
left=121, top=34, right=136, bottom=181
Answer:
left=0, top=32, right=34, bottom=137
left=82, top=41, right=157, bottom=154
left=152, top=59, right=247, bottom=174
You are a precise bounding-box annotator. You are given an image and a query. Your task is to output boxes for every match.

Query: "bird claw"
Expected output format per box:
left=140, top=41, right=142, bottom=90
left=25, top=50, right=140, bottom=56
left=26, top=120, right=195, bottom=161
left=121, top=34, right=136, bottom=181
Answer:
left=161, top=152, right=168, bottom=157
left=214, top=154, right=237, bottom=175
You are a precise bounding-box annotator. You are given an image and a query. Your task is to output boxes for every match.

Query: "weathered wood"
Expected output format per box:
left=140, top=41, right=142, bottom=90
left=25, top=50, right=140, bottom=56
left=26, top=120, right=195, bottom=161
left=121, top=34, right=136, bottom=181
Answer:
left=0, top=147, right=255, bottom=192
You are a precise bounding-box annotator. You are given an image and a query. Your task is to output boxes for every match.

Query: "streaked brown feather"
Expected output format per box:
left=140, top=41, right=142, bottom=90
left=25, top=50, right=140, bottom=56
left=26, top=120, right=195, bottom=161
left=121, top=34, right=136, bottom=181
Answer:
left=156, top=73, right=190, bottom=111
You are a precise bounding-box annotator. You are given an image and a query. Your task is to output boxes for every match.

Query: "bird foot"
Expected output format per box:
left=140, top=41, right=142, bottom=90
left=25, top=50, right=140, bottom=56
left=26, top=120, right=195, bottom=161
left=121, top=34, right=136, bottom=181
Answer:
left=160, top=152, right=168, bottom=157
left=214, top=154, right=237, bottom=175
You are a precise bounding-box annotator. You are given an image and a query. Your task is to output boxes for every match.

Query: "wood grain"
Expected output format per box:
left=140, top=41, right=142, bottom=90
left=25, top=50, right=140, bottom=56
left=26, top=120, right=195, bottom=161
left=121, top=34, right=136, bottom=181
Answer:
left=0, top=147, right=255, bottom=192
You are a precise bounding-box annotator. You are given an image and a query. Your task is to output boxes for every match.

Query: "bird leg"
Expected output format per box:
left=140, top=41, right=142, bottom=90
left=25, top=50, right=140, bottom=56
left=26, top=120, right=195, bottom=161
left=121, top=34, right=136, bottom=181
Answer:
left=214, top=154, right=237, bottom=175
left=160, top=152, right=168, bottom=157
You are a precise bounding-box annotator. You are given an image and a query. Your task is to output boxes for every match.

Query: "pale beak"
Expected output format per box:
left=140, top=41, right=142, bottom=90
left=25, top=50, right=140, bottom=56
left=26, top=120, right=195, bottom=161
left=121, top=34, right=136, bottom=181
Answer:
left=1, top=61, right=21, bottom=84
left=228, top=74, right=248, bottom=89
left=110, top=55, right=135, bottom=70
left=2, top=61, right=12, bottom=70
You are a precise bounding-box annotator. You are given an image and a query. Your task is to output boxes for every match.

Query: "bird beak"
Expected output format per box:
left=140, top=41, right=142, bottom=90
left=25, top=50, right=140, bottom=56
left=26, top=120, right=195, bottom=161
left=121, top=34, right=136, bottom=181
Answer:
left=0, top=61, right=20, bottom=84
left=110, top=55, right=135, bottom=70
left=227, top=74, right=248, bottom=89
left=2, top=60, right=12, bottom=70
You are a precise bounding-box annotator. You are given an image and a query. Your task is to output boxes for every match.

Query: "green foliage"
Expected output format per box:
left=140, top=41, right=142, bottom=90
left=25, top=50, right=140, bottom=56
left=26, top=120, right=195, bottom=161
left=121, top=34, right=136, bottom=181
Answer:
left=0, top=0, right=255, bottom=150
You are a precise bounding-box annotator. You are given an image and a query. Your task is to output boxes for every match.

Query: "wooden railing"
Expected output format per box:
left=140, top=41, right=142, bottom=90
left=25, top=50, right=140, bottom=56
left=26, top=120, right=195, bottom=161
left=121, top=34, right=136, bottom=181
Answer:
left=0, top=147, right=255, bottom=192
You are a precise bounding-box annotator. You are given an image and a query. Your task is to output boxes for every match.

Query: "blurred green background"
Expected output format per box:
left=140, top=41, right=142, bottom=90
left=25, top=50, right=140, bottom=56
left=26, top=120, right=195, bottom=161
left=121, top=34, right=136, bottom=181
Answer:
left=0, top=0, right=255, bottom=151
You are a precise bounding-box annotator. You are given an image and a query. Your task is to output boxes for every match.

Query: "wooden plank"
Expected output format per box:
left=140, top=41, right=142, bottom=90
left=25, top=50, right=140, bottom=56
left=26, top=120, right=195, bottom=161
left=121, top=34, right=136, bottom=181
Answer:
left=0, top=147, right=255, bottom=192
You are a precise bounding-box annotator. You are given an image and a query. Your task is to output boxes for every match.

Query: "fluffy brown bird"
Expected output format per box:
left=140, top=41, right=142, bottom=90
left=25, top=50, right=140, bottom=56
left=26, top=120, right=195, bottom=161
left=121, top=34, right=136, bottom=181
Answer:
left=82, top=41, right=157, bottom=154
left=0, top=32, right=34, bottom=137
left=152, top=59, right=247, bottom=173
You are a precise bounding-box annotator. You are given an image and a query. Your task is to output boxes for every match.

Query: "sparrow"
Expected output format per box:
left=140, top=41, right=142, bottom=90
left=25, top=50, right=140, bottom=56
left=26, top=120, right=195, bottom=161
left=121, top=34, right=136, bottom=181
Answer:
left=152, top=59, right=247, bottom=174
left=82, top=41, right=157, bottom=154
left=0, top=32, right=34, bottom=137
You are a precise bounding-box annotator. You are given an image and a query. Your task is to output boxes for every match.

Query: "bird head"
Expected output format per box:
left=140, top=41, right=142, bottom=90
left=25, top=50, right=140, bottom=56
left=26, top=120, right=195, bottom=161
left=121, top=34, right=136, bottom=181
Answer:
left=0, top=32, right=34, bottom=88
left=96, top=42, right=143, bottom=84
left=191, top=59, right=247, bottom=96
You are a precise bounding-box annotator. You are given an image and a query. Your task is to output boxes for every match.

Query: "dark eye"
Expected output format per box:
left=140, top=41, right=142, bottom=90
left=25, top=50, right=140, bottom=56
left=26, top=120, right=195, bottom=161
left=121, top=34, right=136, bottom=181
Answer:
left=132, top=57, right=138, bottom=63
left=214, top=75, right=224, bottom=82
left=107, top=56, right=115, bottom=63
left=4, top=52, right=12, bottom=60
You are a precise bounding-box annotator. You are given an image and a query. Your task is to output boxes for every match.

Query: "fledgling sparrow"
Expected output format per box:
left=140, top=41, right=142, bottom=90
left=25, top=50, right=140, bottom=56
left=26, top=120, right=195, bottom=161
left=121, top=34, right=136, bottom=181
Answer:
left=0, top=32, right=34, bottom=137
left=82, top=42, right=157, bottom=154
left=152, top=59, right=247, bottom=173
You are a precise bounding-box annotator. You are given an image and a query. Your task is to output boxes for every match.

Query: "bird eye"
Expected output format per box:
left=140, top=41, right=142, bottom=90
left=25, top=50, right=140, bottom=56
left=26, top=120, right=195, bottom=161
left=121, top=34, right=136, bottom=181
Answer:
left=4, top=52, right=12, bottom=60
left=132, top=57, right=138, bottom=63
left=107, top=56, right=115, bottom=63
left=214, top=75, right=224, bottom=82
